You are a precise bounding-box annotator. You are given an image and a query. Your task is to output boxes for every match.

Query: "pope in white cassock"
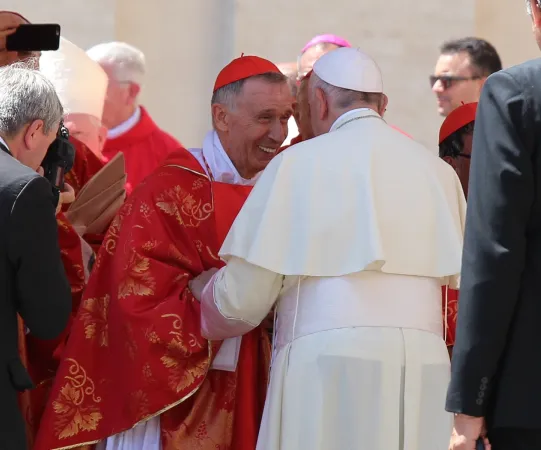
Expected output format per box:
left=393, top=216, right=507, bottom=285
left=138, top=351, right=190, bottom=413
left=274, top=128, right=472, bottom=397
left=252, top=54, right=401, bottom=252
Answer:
left=194, top=47, right=467, bottom=450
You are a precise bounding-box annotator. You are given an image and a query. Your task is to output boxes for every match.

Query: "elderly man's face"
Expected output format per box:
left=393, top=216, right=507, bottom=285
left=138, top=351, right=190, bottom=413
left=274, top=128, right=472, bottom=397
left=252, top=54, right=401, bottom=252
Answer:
left=99, top=63, right=136, bottom=129
left=64, top=113, right=107, bottom=158
left=0, top=12, right=40, bottom=68
left=431, top=52, right=484, bottom=117
left=220, top=78, right=293, bottom=179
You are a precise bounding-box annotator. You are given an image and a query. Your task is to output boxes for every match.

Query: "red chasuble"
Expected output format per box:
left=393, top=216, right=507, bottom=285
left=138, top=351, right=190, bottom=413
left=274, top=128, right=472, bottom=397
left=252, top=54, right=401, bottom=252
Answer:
left=35, top=148, right=270, bottom=450
left=102, top=107, right=182, bottom=195
left=442, top=286, right=458, bottom=348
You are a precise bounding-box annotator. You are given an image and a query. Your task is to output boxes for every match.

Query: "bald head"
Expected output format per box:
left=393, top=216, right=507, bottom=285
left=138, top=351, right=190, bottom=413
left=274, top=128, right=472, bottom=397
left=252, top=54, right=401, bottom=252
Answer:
left=298, top=43, right=341, bottom=80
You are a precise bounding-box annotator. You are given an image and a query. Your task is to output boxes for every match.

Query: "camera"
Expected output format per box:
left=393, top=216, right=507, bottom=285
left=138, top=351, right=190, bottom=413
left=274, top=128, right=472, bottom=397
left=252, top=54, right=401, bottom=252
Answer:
left=41, top=123, right=75, bottom=191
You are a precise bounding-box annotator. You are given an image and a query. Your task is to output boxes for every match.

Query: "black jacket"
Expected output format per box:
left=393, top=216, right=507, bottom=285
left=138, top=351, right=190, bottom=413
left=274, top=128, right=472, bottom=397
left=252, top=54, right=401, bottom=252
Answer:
left=0, top=144, right=71, bottom=449
left=446, top=59, right=541, bottom=429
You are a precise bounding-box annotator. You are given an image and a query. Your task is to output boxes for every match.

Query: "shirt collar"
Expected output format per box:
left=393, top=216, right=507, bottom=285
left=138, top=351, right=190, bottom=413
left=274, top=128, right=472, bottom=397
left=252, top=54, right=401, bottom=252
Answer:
left=201, top=131, right=259, bottom=186
left=107, top=106, right=141, bottom=139
left=330, top=108, right=382, bottom=132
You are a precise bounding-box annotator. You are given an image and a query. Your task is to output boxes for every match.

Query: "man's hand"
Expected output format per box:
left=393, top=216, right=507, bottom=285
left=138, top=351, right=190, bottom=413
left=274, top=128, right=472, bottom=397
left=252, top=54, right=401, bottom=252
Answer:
left=189, top=267, right=219, bottom=301
left=57, top=183, right=75, bottom=213
left=449, top=414, right=491, bottom=450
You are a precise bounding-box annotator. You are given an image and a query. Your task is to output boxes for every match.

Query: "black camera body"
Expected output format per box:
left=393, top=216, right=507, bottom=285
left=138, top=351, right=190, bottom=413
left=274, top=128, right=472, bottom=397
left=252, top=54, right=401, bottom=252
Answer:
left=41, top=123, right=75, bottom=191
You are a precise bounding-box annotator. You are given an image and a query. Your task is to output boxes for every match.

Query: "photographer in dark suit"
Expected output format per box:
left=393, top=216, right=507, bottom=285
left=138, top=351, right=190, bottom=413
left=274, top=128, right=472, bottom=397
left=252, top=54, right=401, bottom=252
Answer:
left=447, top=1, right=541, bottom=449
left=0, top=64, right=72, bottom=449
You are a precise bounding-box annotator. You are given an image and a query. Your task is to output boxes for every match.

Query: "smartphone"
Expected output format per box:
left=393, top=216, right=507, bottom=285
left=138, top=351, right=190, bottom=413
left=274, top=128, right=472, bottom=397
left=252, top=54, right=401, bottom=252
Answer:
left=6, top=24, right=60, bottom=52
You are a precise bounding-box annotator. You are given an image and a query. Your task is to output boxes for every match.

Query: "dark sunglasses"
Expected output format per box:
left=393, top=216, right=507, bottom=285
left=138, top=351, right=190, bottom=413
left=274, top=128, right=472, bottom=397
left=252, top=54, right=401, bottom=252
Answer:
left=430, top=75, right=481, bottom=90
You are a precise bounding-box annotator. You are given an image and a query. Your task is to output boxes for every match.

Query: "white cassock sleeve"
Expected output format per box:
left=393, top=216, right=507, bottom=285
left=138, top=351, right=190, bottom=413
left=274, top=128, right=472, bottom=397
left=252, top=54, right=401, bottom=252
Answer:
left=200, top=256, right=283, bottom=340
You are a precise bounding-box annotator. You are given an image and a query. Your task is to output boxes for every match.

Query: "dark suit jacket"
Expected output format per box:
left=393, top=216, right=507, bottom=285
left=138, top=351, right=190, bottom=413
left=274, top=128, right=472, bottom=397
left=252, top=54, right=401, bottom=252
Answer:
left=0, top=144, right=71, bottom=449
left=446, top=59, right=541, bottom=429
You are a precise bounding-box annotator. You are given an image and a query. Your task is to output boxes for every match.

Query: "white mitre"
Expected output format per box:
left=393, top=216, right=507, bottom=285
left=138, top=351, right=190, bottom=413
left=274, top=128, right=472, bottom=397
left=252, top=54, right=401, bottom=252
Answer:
left=219, top=47, right=466, bottom=287
left=39, top=37, right=107, bottom=120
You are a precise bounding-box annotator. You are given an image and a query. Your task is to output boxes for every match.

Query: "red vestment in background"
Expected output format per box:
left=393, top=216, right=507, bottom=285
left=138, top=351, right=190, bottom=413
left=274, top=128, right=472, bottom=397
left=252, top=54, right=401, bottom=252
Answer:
left=102, top=107, right=182, bottom=195
left=35, top=149, right=270, bottom=450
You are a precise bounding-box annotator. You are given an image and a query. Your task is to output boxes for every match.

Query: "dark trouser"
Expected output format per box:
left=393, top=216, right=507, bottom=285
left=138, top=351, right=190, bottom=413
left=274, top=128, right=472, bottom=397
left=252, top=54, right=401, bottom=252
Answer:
left=489, top=428, right=541, bottom=450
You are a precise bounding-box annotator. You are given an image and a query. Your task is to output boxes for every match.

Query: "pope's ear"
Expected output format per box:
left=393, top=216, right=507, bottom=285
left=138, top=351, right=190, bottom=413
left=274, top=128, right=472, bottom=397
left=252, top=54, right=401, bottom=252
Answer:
left=211, top=103, right=229, bottom=132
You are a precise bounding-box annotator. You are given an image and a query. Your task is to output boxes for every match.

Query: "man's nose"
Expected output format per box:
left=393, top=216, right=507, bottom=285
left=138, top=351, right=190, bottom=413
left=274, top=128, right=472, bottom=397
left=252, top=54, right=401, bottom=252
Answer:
left=432, top=80, right=445, bottom=93
left=269, top=119, right=287, bottom=143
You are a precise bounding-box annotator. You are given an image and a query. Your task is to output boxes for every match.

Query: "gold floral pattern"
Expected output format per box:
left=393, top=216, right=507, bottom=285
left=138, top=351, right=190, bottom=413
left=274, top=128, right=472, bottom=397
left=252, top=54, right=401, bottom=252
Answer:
left=52, top=359, right=102, bottom=440
left=79, top=295, right=110, bottom=347
left=118, top=251, right=156, bottom=299
left=139, top=202, right=154, bottom=223
left=156, top=185, right=213, bottom=228
left=160, top=314, right=208, bottom=394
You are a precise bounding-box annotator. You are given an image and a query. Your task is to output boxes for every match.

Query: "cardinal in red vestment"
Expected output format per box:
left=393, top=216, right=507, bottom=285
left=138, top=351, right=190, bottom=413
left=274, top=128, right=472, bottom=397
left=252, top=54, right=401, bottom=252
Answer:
left=87, top=42, right=182, bottom=195
left=35, top=54, right=293, bottom=450
left=438, top=102, right=477, bottom=352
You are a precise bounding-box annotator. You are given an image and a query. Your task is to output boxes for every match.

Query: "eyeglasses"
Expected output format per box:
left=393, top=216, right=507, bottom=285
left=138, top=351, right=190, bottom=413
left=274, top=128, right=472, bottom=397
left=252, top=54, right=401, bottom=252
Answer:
left=458, top=153, right=471, bottom=159
left=430, top=75, right=481, bottom=90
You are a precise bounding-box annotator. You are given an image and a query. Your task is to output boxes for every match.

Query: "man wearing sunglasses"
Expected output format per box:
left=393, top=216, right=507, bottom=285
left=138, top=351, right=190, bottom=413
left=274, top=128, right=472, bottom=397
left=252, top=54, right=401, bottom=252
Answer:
left=431, top=37, right=501, bottom=117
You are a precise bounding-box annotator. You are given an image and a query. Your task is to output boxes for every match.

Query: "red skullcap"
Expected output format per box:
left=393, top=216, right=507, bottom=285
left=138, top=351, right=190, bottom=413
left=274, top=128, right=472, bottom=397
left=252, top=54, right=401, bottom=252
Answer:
left=439, top=102, right=478, bottom=144
left=213, top=54, right=281, bottom=92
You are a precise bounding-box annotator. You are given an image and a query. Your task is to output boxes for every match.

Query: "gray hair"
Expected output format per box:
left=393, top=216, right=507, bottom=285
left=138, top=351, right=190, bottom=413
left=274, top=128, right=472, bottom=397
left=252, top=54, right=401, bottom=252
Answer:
left=211, top=71, right=288, bottom=110
left=0, top=63, right=63, bottom=138
left=527, top=0, right=541, bottom=15
left=310, top=73, right=383, bottom=109
left=87, top=41, right=146, bottom=86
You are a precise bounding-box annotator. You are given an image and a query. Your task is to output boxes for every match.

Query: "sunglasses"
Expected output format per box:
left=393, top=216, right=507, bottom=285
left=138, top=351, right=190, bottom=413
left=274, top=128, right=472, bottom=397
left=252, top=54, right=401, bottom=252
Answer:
left=430, top=75, right=481, bottom=90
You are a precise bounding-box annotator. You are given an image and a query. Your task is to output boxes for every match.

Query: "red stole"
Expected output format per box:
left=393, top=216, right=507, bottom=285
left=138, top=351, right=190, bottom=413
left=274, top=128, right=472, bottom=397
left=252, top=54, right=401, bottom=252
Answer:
left=203, top=158, right=263, bottom=450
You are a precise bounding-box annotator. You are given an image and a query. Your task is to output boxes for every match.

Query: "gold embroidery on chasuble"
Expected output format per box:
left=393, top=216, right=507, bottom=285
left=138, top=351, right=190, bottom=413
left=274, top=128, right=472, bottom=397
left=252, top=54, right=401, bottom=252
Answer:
left=159, top=314, right=209, bottom=394
left=52, top=359, right=102, bottom=439
left=79, top=295, right=110, bottom=347
left=156, top=185, right=213, bottom=228
left=118, top=251, right=157, bottom=299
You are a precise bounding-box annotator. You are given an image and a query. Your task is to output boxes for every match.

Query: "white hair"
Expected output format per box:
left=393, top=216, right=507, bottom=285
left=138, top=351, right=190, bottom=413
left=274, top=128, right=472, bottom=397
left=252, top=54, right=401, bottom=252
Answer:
left=0, top=63, right=63, bottom=137
left=86, top=41, right=146, bottom=86
left=310, top=73, right=383, bottom=109
left=527, top=0, right=541, bottom=15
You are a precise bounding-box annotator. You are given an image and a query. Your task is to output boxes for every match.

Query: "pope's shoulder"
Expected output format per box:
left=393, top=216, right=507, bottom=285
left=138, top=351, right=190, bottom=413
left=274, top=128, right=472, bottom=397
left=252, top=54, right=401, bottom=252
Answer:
left=276, top=121, right=460, bottom=186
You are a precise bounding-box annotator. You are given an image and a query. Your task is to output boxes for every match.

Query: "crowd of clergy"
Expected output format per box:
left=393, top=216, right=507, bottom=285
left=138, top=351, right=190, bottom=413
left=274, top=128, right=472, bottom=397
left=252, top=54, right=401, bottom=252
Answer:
left=1, top=2, right=541, bottom=450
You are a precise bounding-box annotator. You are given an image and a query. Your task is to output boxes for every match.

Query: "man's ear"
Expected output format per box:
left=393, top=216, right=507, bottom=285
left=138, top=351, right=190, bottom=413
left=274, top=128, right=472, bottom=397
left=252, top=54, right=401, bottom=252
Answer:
left=442, top=155, right=458, bottom=170
left=211, top=103, right=230, bottom=132
left=128, top=82, right=141, bottom=104
left=314, top=87, right=328, bottom=121
left=378, top=94, right=389, bottom=117
left=23, top=119, right=44, bottom=150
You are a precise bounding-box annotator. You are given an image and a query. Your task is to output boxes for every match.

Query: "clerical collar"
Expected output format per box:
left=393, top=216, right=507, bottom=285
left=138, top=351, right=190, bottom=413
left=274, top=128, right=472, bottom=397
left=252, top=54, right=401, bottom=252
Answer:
left=0, top=135, right=11, bottom=155
left=330, top=108, right=381, bottom=132
left=198, top=131, right=259, bottom=186
left=107, top=106, right=141, bottom=139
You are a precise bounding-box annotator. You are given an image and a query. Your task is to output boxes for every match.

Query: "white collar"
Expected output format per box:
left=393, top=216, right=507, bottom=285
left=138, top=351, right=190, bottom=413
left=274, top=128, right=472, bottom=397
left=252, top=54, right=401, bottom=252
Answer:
left=107, top=106, right=141, bottom=139
left=330, top=108, right=382, bottom=132
left=199, top=131, right=259, bottom=186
